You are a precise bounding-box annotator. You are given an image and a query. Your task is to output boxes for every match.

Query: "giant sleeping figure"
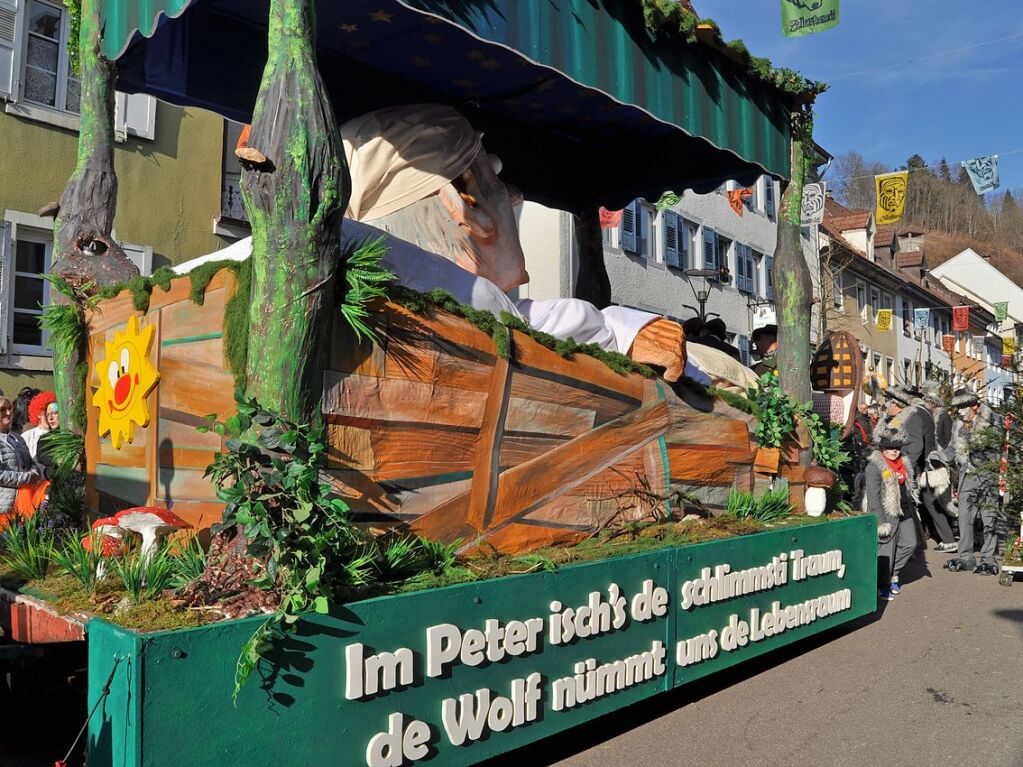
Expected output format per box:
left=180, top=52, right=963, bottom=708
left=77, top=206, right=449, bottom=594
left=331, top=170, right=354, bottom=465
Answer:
left=181, top=104, right=706, bottom=383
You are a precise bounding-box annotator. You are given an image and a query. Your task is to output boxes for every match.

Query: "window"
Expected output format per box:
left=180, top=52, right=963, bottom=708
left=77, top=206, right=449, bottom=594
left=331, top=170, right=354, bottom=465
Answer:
left=763, top=179, right=776, bottom=220
left=638, top=203, right=655, bottom=259
left=882, top=292, right=893, bottom=312
left=856, top=280, right=867, bottom=321
left=737, top=335, right=752, bottom=367
left=619, top=201, right=638, bottom=253
left=702, top=227, right=717, bottom=271
left=832, top=270, right=843, bottom=308
left=735, top=244, right=756, bottom=295
left=715, top=235, right=732, bottom=283
left=886, top=357, right=895, bottom=382
left=870, top=287, right=880, bottom=320
left=662, top=211, right=681, bottom=268
left=22, top=0, right=78, bottom=114
left=901, top=301, right=912, bottom=338
left=681, top=220, right=696, bottom=269
left=9, top=227, right=51, bottom=354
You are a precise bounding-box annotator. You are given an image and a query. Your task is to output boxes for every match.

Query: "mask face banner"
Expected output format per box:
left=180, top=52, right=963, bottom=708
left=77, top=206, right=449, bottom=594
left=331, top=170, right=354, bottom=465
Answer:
left=781, top=0, right=840, bottom=37
left=961, top=155, right=999, bottom=195
left=599, top=208, right=623, bottom=228
left=942, top=335, right=955, bottom=353
left=801, top=182, right=826, bottom=224
left=952, top=306, right=970, bottom=332
left=727, top=188, right=753, bottom=216
left=875, top=309, right=893, bottom=332
left=913, top=308, right=930, bottom=332
left=875, top=171, right=908, bottom=225
left=972, top=336, right=985, bottom=356
left=994, top=302, right=1009, bottom=324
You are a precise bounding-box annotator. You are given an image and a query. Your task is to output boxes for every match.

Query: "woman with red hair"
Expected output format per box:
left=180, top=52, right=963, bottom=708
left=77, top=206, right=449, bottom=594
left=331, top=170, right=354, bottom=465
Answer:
left=21, top=391, right=57, bottom=463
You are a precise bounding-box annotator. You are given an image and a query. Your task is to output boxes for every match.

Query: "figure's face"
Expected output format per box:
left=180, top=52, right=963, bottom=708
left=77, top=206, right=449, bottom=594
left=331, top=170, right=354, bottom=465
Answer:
left=962, top=404, right=980, bottom=422
left=45, top=403, right=59, bottom=431
left=883, top=448, right=902, bottom=460
left=0, top=401, right=11, bottom=433
left=887, top=402, right=902, bottom=418
left=438, top=150, right=529, bottom=291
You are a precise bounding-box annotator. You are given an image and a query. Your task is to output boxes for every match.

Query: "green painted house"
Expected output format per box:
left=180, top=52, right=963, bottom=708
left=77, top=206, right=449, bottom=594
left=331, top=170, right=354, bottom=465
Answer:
left=0, top=0, right=242, bottom=396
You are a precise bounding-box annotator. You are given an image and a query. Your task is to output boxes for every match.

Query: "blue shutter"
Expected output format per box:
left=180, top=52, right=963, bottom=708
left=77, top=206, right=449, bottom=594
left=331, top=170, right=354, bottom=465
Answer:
left=663, top=212, right=680, bottom=268
left=764, top=180, right=776, bottom=219
left=765, top=256, right=774, bottom=300
left=679, top=219, right=689, bottom=268
left=0, top=220, right=10, bottom=356
left=0, top=0, right=23, bottom=102
left=703, top=227, right=717, bottom=270
left=620, top=200, right=637, bottom=252
left=738, top=335, right=752, bottom=367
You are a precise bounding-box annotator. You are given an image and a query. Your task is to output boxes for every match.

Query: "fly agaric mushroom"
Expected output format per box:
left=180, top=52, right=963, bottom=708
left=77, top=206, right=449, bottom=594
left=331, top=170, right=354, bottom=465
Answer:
left=804, top=467, right=836, bottom=517
left=113, top=507, right=190, bottom=562
left=82, top=516, right=125, bottom=578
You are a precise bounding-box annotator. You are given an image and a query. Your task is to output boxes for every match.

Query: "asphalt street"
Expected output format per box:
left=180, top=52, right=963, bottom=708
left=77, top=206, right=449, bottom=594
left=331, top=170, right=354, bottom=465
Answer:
left=487, top=547, right=1023, bottom=767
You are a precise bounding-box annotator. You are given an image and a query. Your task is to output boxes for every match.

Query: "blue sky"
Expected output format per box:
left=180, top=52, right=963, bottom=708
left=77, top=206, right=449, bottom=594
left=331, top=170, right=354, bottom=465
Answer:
left=697, top=0, right=1023, bottom=189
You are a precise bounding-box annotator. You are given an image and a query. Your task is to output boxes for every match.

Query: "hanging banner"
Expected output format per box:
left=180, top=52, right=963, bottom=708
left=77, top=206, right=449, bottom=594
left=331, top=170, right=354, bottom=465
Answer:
left=727, top=188, right=753, bottom=216
left=1003, top=335, right=1016, bottom=357
left=961, top=155, right=1000, bottom=195
left=875, top=309, right=893, bottom=332
left=782, top=0, right=840, bottom=37
left=875, top=171, right=908, bottom=225
left=800, top=182, right=826, bottom=225
left=942, top=335, right=955, bottom=353
left=972, top=335, right=986, bottom=355
left=598, top=207, right=623, bottom=228
left=952, top=306, right=970, bottom=331
left=994, top=301, right=1010, bottom=324
left=655, top=191, right=682, bottom=212
left=913, top=308, right=930, bottom=332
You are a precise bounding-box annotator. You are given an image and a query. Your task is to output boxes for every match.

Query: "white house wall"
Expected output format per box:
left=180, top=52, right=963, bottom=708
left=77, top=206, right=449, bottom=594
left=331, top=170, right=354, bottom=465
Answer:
left=931, top=248, right=1023, bottom=329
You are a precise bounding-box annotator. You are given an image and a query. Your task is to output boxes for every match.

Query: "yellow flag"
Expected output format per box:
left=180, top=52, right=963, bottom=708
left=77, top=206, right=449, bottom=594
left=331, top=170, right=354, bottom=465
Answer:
left=875, top=171, right=908, bottom=225
left=1003, top=335, right=1016, bottom=356
left=875, top=309, right=893, bottom=332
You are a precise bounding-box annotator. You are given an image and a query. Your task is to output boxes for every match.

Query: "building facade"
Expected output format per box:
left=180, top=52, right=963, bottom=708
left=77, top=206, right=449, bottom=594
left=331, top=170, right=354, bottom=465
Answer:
left=0, top=0, right=233, bottom=394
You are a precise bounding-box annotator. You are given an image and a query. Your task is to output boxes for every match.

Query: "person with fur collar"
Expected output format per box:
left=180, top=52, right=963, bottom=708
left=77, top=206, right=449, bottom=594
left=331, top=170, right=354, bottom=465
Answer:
left=940, top=389, right=1002, bottom=574
left=864, top=429, right=919, bottom=601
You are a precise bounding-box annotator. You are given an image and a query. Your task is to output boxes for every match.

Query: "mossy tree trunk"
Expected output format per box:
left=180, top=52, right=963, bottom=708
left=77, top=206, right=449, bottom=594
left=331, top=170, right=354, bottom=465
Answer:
left=51, top=0, right=138, bottom=434
left=240, top=0, right=348, bottom=422
left=771, top=114, right=814, bottom=403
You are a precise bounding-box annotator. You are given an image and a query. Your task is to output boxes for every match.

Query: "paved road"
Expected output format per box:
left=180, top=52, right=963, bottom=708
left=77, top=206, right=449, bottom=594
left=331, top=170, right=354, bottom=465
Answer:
left=487, top=548, right=1023, bottom=767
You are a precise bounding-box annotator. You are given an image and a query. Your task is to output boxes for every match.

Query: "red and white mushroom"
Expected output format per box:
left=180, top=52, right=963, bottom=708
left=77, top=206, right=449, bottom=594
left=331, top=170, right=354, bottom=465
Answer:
left=82, top=516, right=125, bottom=577
left=113, top=507, right=191, bottom=562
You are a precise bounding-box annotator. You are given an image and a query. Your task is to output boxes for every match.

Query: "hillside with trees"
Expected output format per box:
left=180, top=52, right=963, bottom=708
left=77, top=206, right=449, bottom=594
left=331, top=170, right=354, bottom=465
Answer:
left=830, top=151, right=1023, bottom=285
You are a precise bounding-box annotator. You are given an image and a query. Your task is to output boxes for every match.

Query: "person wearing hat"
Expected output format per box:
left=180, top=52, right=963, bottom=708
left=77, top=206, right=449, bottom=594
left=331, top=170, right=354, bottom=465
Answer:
left=940, top=389, right=1003, bottom=574
left=917, top=391, right=958, bottom=552
left=750, top=323, right=778, bottom=377
left=865, top=429, right=919, bottom=600
left=691, top=317, right=742, bottom=363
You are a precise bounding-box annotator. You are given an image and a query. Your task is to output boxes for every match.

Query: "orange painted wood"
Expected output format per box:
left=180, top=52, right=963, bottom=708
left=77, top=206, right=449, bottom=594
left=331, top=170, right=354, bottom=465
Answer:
left=383, top=334, right=493, bottom=393
left=156, top=467, right=220, bottom=502
left=509, top=327, right=645, bottom=401
left=3, top=595, right=85, bottom=643
left=491, top=399, right=670, bottom=528
left=157, top=417, right=222, bottom=451
left=158, top=446, right=218, bottom=470
left=466, top=355, right=511, bottom=530
left=668, top=445, right=751, bottom=486
left=159, top=286, right=227, bottom=341
left=504, top=396, right=595, bottom=437
left=158, top=357, right=236, bottom=419
left=97, top=443, right=147, bottom=469
left=470, top=524, right=588, bottom=556
left=329, top=312, right=386, bottom=376
left=86, top=271, right=231, bottom=333
left=343, top=421, right=477, bottom=482
left=498, top=434, right=570, bottom=469
left=85, top=334, right=101, bottom=510
left=508, top=370, right=631, bottom=426
left=146, top=311, right=162, bottom=505
left=386, top=302, right=496, bottom=356
left=154, top=501, right=224, bottom=533
left=322, top=371, right=487, bottom=429
left=325, top=423, right=375, bottom=471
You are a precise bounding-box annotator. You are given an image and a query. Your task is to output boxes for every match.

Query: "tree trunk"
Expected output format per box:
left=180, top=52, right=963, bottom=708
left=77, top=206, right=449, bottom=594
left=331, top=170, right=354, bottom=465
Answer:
left=51, top=0, right=138, bottom=289
left=573, top=210, right=611, bottom=309
left=51, top=0, right=138, bottom=434
left=240, top=0, right=348, bottom=422
left=772, top=120, right=813, bottom=403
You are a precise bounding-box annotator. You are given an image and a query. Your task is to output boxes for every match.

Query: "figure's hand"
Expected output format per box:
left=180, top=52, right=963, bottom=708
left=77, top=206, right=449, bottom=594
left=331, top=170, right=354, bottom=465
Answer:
left=629, top=319, right=686, bottom=383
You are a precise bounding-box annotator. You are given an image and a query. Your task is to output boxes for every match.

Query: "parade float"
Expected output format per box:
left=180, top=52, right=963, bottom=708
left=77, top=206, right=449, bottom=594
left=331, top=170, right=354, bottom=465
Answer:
left=0, top=1, right=880, bottom=764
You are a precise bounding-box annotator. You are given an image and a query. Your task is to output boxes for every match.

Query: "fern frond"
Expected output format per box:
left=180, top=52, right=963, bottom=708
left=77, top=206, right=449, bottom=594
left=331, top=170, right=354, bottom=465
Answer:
left=340, top=237, right=394, bottom=342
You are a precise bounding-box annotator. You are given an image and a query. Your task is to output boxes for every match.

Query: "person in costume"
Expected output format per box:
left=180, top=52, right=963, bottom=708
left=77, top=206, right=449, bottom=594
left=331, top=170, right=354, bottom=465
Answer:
left=941, top=389, right=1003, bottom=575
left=0, top=396, right=44, bottom=529
left=917, top=390, right=957, bottom=552
left=864, top=429, right=919, bottom=601
left=20, top=391, right=57, bottom=463
left=750, top=310, right=778, bottom=378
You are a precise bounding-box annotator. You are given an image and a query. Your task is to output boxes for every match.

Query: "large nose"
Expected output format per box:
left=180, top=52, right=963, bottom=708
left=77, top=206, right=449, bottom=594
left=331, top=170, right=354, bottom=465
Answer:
left=114, top=374, right=132, bottom=404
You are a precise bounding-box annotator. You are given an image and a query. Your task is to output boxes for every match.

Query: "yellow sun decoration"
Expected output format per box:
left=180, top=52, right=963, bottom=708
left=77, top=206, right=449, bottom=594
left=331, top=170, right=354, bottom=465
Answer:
left=92, top=316, right=160, bottom=449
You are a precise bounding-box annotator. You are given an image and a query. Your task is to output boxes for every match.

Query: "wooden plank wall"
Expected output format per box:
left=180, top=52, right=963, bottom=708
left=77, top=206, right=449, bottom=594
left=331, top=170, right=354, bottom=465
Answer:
left=86, top=273, right=237, bottom=534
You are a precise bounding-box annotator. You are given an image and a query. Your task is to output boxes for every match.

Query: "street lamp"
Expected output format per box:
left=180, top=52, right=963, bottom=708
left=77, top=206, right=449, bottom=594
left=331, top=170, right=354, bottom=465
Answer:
left=682, top=267, right=731, bottom=321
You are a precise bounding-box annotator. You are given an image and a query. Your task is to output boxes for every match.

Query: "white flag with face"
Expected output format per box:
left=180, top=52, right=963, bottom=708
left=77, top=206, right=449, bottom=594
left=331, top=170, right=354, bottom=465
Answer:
left=801, top=182, right=826, bottom=225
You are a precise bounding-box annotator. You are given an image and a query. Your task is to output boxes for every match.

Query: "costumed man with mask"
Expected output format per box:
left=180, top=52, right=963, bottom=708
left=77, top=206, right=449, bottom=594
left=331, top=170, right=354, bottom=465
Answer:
left=941, top=389, right=1003, bottom=574
left=883, top=386, right=934, bottom=557
left=865, top=429, right=919, bottom=600
left=918, top=389, right=958, bottom=552
left=750, top=308, right=778, bottom=378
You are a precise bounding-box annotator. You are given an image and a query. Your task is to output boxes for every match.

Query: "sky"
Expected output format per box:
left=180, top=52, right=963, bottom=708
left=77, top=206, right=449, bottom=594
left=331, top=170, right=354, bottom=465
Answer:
left=696, top=0, right=1023, bottom=189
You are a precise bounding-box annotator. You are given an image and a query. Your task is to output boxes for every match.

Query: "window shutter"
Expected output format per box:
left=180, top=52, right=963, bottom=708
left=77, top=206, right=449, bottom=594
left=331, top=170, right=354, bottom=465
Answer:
left=765, top=256, right=774, bottom=300
left=0, top=221, right=11, bottom=356
left=738, top=335, right=752, bottom=367
left=663, top=212, right=679, bottom=267
left=764, top=180, right=775, bottom=219
left=114, top=92, right=158, bottom=140
left=118, top=241, right=153, bottom=276
left=0, top=0, right=22, bottom=102
left=679, top=221, right=689, bottom=268
left=620, top=200, right=637, bottom=252
left=703, top=228, right=717, bottom=270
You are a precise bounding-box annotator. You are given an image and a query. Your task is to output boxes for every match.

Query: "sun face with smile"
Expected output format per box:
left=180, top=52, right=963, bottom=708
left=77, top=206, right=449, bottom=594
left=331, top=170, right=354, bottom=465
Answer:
left=92, top=316, right=160, bottom=449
